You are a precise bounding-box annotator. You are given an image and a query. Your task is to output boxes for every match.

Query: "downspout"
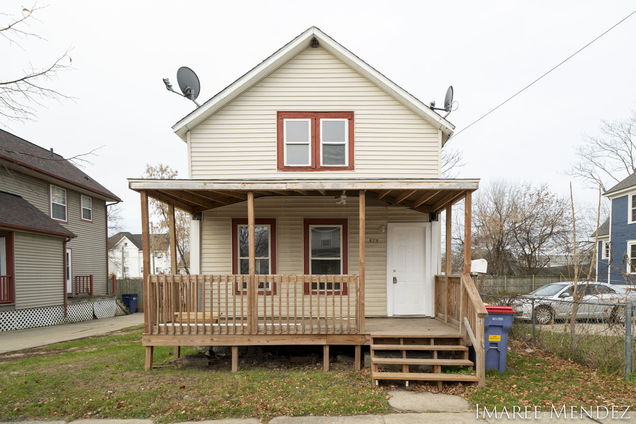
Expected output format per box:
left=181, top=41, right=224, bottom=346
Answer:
left=106, top=201, right=120, bottom=295
left=62, top=236, right=71, bottom=317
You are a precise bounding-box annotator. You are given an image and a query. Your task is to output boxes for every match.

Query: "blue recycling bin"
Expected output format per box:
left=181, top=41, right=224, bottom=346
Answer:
left=484, top=305, right=515, bottom=372
left=121, top=294, right=138, bottom=313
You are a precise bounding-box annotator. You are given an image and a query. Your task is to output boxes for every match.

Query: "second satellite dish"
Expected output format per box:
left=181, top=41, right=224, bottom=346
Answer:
left=163, top=66, right=201, bottom=107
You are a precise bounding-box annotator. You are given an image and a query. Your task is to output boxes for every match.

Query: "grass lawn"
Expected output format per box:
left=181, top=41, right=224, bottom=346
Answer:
left=466, top=339, right=636, bottom=409
left=0, top=327, right=389, bottom=422
left=2, top=326, right=634, bottom=422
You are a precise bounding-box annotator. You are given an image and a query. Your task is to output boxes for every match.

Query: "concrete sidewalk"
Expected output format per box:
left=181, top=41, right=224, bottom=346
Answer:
left=0, top=313, right=144, bottom=354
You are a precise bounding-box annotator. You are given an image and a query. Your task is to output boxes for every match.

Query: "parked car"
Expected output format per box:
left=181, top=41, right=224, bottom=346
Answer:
left=512, top=282, right=636, bottom=325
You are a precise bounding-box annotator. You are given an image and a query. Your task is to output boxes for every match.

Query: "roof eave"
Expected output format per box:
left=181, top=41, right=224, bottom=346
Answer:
left=172, top=27, right=455, bottom=140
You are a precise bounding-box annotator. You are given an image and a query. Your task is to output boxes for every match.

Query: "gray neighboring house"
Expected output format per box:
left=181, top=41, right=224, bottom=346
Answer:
left=0, top=129, right=121, bottom=331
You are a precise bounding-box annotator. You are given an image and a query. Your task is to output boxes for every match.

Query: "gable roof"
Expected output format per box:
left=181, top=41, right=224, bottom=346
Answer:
left=591, top=218, right=609, bottom=238
left=0, top=191, right=76, bottom=238
left=172, top=27, right=455, bottom=141
left=605, top=171, right=636, bottom=197
left=108, top=232, right=169, bottom=251
left=0, top=129, right=121, bottom=202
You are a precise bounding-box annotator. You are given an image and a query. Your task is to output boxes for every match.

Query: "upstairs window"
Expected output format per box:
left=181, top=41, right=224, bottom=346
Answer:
left=629, top=241, right=636, bottom=275
left=277, top=112, right=354, bottom=171
left=601, top=240, right=610, bottom=260
left=630, top=194, right=636, bottom=224
left=50, top=185, right=67, bottom=222
left=81, top=195, right=93, bottom=222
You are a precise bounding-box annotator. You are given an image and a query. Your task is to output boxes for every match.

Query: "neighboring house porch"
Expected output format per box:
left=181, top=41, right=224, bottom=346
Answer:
left=130, top=178, right=487, bottom=386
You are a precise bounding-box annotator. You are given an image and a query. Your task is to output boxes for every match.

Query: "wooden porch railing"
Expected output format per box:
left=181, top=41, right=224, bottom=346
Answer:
left=0, top=275, right=14, bottom=304
left=71, top=275, right=94, bottom=297
left=146, top=274, right=360, bottom=336
left=435, top=273, right=487, bottom=386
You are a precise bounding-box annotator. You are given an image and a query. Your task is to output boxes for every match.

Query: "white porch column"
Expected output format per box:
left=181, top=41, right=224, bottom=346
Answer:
left=189, top=214, right=201, bottom=275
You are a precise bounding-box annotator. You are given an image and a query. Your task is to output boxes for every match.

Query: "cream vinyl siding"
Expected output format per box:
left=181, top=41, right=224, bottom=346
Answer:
left=200, top=197, right=432, bottom=316
left=0, top=166, right=109, bottom=296
left=14, top=232, right=64, bottom=309
left=189, top=46, right=442, bottom=179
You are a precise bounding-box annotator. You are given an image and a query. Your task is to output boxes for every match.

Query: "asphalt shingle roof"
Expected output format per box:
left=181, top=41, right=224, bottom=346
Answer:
left=0, top=191, right=75, bottom=238
left=605, top=171, right=636, bottom=196
left=0, top=129, right=121, bottom=201
left=591, top=218, right=609, bottom=238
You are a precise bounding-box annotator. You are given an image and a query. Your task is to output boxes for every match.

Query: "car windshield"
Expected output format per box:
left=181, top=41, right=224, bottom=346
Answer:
left=530, top=283, right=569, bottom=297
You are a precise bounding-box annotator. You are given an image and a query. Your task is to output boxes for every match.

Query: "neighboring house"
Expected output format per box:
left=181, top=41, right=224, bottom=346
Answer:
left=594, top=171, right=636, bottom=285
left=128, top=27, right=486, bottom=386
left=0, top=129, right=121, bottom=331
left=108, top=232, right=171, bottom=278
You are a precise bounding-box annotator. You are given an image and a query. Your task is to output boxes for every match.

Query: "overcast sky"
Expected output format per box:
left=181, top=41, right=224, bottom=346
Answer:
left=2, top=1, right=635, bottom=233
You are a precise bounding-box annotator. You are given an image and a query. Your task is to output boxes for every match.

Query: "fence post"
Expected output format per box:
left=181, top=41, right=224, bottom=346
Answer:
left=531, top=298, right=536, bottom=343
left=532, top=275, right=535, bottom=291
left=626, top=301, right=633, bottom=380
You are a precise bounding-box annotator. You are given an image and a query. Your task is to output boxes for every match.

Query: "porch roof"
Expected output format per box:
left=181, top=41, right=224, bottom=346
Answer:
left=128, top=177, right=479, bottom=215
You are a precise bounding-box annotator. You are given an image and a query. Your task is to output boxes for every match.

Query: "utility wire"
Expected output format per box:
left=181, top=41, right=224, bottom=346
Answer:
left=450, top=8, right=636, bottom=140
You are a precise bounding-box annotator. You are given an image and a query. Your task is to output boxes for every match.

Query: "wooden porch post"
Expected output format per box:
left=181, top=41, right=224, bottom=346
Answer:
left=463, top=191, right=472, bottom=274
left=445, top=205, right=452, bottom=323
left=140, top=191, right=153, bottom=370
left=168, top=203, right=181, bottom=359
left=247, top=192, right=256, bottom=334
left=358, top=190, right=366, bottom=333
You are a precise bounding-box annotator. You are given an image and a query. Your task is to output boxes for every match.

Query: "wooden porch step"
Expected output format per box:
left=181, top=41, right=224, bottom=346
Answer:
left=372, top=372, right=479, bottom=382
left=371, top=357, right=473, bottom=366
left=371, top=344, right=468, bottom=351
left=370, top=333, right=462, bottom=338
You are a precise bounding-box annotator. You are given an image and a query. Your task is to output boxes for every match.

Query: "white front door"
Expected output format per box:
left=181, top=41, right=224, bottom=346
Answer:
left=65, top=248, right=72, bottom=294
left=387, top=223, right=432, bottom=316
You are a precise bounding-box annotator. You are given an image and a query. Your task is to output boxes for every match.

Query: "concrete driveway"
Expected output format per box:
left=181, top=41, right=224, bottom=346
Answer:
left=0, top=313, right=143, bottom=354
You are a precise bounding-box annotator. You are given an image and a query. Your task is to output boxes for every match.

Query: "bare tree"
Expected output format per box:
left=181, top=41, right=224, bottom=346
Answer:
left=509, top=184, right=571, bottom=275
left=107, top=203, right=124, bottom=236
left=570, top=112, right=636, bottom=191
left=144, top=164, right=191, bottom=274
left=0, top=4, right=71, bottom=124
left=472, top=182, right=519, bottom=275
left=441, top=147, right=464, bottom=177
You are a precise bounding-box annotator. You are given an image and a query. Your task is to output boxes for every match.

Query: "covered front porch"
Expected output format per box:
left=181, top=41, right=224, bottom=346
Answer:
left=129, top=178, right=486, bottom=385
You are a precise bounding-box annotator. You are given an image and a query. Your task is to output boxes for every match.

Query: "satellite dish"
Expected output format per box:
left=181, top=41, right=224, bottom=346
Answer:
left=443, top=86, right=454, bottom=112
left=163, top=66, right=201, bottom=107
left=429, top=85, right=455, bottom=116
left=177, top=67, right=201, bottom=102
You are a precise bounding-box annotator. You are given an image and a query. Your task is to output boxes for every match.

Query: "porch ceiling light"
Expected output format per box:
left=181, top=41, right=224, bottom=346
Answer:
left=336, top=191, right=347, bottom=205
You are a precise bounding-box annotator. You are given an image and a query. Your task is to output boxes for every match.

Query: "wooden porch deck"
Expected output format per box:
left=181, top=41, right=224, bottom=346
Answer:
left=365, top=317, right=460, bottom=337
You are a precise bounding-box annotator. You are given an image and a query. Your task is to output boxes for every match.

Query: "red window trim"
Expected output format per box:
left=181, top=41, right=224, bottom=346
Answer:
left=0, top=231, right=15, bottom=304
left=277, top=111, right=354, bottom=172
left=231, top=218, right=277, bottom=295
left=303, top=219, right=348, bottom=295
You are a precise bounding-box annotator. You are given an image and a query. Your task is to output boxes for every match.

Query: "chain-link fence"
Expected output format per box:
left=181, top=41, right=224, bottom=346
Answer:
left=483, top=293, right=635, bottom=379
left=476, top=275, right=566, bottom=295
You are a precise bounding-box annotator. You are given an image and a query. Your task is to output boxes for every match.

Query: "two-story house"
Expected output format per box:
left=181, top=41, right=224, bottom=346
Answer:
left=595, top=171, right=636, bottom=285
left=129, top=27, right=486, bottom=386
left=0, top=129, right=121, bottom=331
left=108, top=232, right=172, bottom=278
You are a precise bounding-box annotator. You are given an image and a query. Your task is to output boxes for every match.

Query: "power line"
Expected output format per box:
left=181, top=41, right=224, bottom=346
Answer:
left=450, top=8, right=636, bottom=140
